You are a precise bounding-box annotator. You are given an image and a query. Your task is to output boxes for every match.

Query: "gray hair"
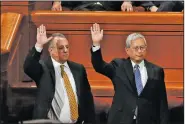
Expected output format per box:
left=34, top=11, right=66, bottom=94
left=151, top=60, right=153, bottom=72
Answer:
left=125, top=33, right=147, bottom=48
left=48, top=33, right=66, bottom=48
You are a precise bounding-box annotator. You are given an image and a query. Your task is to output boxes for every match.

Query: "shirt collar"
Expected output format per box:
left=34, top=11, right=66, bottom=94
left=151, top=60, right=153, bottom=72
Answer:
left=131, top=59, right=145, bottom=70
left=51, top=57, right=69, bottom=69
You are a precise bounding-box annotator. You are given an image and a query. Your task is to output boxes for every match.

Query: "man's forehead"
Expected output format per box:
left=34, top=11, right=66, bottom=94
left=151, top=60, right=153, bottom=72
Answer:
left=53, top=37, right=66, bottom=41
left=131, top=38, right=145, bottom=45
left=55, top=38, right=68, bottom=45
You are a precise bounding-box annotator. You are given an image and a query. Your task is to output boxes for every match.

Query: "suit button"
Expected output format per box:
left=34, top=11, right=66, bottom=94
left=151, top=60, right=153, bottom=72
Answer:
left=118, top=107, right=123, bottom=111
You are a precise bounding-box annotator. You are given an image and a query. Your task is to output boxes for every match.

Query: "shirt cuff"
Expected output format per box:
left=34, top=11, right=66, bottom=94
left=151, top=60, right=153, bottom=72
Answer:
left=35, top=45, right=43, bottom=52
left=92, top=45, right=100, bottom=52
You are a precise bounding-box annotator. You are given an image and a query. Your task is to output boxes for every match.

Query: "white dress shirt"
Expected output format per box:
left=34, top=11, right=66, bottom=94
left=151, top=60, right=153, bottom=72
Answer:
left=35, top=46, right=78, bottom=123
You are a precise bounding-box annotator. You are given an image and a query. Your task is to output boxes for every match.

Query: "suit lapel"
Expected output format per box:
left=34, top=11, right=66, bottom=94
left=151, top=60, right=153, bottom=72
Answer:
left=121, top=58, right=137, bottom=95
left=67, top=61, right=81, bottom=98
left=45, top=56, right=56, bottom=86
left=144, top=60, right=153, bottom=81
left=140, top=60, right=154, bottom=95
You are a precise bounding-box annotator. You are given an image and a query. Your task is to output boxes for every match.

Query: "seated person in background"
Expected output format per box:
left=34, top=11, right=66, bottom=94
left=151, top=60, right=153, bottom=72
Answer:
left=52, top=1, right=133, bottom=11
left=121, top=1, right=145, bottom=12
left=52, top=1, right=184, bottom=12
left=138, top=1, right=184, bottom=12
left=121, top=1, right=184, bottom=12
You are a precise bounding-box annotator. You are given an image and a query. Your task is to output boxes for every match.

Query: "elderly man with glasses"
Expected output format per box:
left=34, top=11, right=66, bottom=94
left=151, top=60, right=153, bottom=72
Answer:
left=90, top=23, right=169, bottom=124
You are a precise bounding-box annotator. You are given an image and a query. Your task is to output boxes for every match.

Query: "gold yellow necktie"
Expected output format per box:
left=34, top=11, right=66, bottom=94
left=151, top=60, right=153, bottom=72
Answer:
left=60, top=65, right=78, bottom=121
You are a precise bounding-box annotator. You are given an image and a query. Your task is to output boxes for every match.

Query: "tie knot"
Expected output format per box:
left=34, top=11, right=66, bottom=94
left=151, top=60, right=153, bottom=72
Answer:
left=134, top=64, right=139, bottom=69
left=60, top=65, right=65, bottom=72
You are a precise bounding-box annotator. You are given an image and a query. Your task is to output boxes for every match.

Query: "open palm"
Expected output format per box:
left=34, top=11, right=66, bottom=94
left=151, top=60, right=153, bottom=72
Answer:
left=36, top=24, right=52, bottom=46
left=91, top=23, right=103, bottom=45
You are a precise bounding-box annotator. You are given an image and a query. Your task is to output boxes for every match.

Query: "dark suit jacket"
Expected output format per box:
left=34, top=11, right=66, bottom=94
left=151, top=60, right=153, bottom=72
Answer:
left=24, top=47, right=96, bottom=124
left=91, top=49, right=168, bottom=124
left=135, top=1, right=184, bottom=12
left=61, top=1, right=122, bottom=11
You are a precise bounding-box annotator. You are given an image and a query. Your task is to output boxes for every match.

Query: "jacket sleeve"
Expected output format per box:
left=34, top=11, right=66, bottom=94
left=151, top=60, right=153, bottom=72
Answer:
left=159, top=68, right=169, bottom=124
left=91, top=48, right=117, bottom=79
left=23, top=47, right=43, bottom=86
left=82, top=65, right=96, bottom=124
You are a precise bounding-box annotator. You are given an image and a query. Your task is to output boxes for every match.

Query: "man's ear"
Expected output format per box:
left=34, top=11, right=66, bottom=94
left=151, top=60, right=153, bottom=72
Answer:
left=48, top=47, right=52, bottom=53
left=125, top=47, right=129, bottom=54
left=125, top=47, right=128, bottom=52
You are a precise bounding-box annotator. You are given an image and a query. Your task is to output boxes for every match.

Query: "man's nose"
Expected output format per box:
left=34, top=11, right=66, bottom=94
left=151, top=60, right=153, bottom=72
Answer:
left=138, top=48, right=142, bottom=52
left=64, top=47, right=68, bottom=52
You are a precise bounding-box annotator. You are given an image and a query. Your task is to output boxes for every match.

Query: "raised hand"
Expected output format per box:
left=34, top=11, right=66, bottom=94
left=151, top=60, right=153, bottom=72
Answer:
left=51, top=1, right=62, bottom=11
left=36, top=24, right=52, bottom=48
left=121, top=1, right=133, bottom=12
left=90, top=23, right=103, bottom=46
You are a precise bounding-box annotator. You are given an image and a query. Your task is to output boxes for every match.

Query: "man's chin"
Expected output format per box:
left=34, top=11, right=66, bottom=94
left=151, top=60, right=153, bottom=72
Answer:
left=59, top=58, right=68, bottom=63
left=135, top=58, right=144, bottom=63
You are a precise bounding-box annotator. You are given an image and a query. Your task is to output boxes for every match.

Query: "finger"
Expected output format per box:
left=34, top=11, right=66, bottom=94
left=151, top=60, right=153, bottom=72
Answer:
left=41, top=24, right=44, bottom=34
left=37, top=27, right=39, bottom=34
left=95, top=23, right=98, bottom=32
left=126, top=7, right=130, bottom=12
left=93, top=23, right=96, bottom=32
left=47, top=36, right=53, bottom=42
left=56, top=7, right=60, bottom=11
left=97, top=23, right=100, bottom=32
left=43, top=25, right=46, bottom=34
left=121, top=3, right=124, bottom=11
left=42, top=24, right=45, bottom=34
left=130, top=7, right=133, bottom=12
left=128, top=5, right=133, bottom=12
left=52, top=7, right=56, bottom=11
left=95, top=23, right=97, bottom=32
left=122, top=6, right=126, bottom=11
left=94, top=23, right=97, bottom=32
left=90, top=27, right=93, bottom=34
left=59, top=6, right=62, bottom=11
left=39, top=25, right=42, bottom=34
left=101, top=29, right=103, bottom=38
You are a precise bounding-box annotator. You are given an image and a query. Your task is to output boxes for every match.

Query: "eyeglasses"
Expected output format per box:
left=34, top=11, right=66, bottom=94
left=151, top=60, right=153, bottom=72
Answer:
left=131, top=45, right=147, bottom=52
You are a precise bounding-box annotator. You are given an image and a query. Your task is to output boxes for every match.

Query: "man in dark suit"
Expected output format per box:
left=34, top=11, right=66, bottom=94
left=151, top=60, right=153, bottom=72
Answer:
left=90, top=23, right=169, bottom=124
left=24, top=24, right=95, bottom=123
left=137, top=1, right=184, bottom=12
left=52, top=1, right=123, bottom=11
